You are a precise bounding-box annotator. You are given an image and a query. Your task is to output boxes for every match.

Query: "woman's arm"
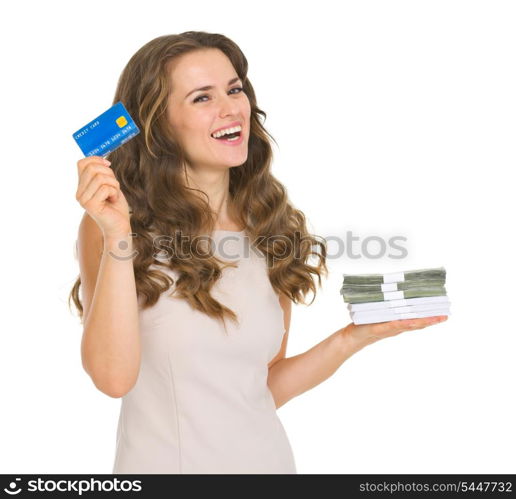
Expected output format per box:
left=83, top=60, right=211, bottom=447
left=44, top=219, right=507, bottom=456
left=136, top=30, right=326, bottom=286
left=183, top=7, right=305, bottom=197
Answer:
left=267, top=293, right=292, bottom=369
left=267, top=305, right=447, bottom=409
left=78, top=213, right=141, bottom=398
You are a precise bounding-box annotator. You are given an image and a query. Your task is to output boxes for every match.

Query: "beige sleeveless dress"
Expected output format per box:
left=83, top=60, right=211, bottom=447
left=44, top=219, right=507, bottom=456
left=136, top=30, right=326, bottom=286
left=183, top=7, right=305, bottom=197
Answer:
left=112, top=229, right=297, bottom=474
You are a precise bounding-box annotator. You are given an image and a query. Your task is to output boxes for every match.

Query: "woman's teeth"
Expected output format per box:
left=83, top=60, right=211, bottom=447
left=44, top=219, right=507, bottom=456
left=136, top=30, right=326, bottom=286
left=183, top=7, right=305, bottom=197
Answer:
left=213, top=132, right=240, bottom=141
left=211, top=125, right=242, bottom=139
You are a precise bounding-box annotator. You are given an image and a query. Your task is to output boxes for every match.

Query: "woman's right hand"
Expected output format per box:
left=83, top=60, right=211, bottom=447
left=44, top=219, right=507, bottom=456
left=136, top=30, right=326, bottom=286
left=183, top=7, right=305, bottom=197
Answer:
left=76, top=156, right=132, bottom=238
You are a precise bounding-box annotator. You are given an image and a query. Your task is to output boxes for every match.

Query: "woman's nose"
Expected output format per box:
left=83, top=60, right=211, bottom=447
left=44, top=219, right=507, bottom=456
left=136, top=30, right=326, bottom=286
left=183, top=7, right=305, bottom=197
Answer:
left=218, top=93, right=240, bottom=116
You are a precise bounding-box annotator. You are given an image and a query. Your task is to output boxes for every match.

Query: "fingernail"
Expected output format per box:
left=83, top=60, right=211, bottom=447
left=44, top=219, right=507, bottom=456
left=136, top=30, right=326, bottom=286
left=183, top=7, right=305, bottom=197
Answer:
left=103, top=159, right=111, bottom=166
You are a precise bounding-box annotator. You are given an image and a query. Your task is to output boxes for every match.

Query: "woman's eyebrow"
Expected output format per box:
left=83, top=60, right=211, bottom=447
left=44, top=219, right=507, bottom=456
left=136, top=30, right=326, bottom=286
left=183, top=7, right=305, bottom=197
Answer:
left=184, top=76, right=241, bottom=100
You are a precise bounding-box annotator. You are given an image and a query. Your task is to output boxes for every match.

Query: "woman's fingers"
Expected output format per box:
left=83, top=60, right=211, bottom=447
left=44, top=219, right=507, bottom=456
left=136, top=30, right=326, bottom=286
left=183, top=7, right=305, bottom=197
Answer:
left=76, top=163, right=117, bottom=198
left=77, top=173, right=120, bottom=205
left=86, top=184, right=119, bottom=208
left=368, top=315, right=448, bottom=338
left=76, top=155, right=111, bottom=176
left=404, top=315, right=448, bottom=329
left=74, top=156, right=131, bottom=238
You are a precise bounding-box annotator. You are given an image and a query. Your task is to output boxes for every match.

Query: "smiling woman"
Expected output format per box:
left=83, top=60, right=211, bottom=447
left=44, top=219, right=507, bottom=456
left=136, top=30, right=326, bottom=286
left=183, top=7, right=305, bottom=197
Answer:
left=165, top=48, right=252, bottom=176
left=69, top=31, right=328, bottom=475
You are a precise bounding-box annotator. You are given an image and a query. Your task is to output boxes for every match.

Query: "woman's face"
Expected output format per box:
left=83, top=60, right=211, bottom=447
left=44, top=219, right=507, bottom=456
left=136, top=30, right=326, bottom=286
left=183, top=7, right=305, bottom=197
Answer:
left=166, top=48, right=251, bottom=172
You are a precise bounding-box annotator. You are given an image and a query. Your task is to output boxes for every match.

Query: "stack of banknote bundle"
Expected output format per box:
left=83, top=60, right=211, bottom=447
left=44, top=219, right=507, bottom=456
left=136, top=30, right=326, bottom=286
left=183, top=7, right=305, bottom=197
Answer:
left=340, top=267, right=450, bottom=325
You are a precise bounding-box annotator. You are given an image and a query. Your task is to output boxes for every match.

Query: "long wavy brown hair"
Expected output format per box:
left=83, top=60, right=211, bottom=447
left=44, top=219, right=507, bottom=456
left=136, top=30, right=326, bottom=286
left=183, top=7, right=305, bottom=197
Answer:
left=69, top=31, right=328, bottom=332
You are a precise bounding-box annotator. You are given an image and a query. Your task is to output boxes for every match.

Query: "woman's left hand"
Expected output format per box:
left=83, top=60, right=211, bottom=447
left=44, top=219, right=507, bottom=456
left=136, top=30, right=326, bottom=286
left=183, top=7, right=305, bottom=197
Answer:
left=343, top=315, right=448, bottom=348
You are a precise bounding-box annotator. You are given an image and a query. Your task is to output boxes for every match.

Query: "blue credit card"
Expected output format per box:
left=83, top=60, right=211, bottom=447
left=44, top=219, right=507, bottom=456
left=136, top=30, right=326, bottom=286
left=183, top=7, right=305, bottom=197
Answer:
left=72, top=101, right=140, bottom=157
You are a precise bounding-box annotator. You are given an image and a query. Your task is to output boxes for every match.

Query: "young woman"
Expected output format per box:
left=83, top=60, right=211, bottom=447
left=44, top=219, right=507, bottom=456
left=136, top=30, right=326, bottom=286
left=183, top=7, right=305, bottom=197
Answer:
left=69, top=31, right=446, bottom=474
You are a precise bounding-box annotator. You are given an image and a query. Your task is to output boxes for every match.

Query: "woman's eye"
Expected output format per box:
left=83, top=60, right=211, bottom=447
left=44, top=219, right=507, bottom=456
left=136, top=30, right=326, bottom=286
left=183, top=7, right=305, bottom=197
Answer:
left=193, top=87, right=244, bottom=103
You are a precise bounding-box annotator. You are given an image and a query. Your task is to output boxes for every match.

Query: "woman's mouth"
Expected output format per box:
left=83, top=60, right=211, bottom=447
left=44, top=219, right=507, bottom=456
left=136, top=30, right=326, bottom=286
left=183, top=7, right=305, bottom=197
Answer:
left=210, top=129, right=244, bottom=146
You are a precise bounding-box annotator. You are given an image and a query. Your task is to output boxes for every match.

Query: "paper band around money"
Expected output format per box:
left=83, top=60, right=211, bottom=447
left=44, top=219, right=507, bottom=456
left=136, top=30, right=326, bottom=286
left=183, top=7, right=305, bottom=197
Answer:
left=383, top=290, right=404, bottom=300
left=382, top=272, right=405, bottom=284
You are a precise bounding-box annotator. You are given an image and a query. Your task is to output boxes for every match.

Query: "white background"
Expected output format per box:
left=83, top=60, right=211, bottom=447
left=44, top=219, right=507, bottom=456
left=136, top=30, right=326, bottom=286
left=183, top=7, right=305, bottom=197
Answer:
left=1, top=0, right=515, bottom=474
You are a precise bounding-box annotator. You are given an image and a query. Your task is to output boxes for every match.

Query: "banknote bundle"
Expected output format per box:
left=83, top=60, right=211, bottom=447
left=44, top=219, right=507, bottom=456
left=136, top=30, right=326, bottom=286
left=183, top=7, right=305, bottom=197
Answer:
left=340, top=267, right=450, bottom=325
